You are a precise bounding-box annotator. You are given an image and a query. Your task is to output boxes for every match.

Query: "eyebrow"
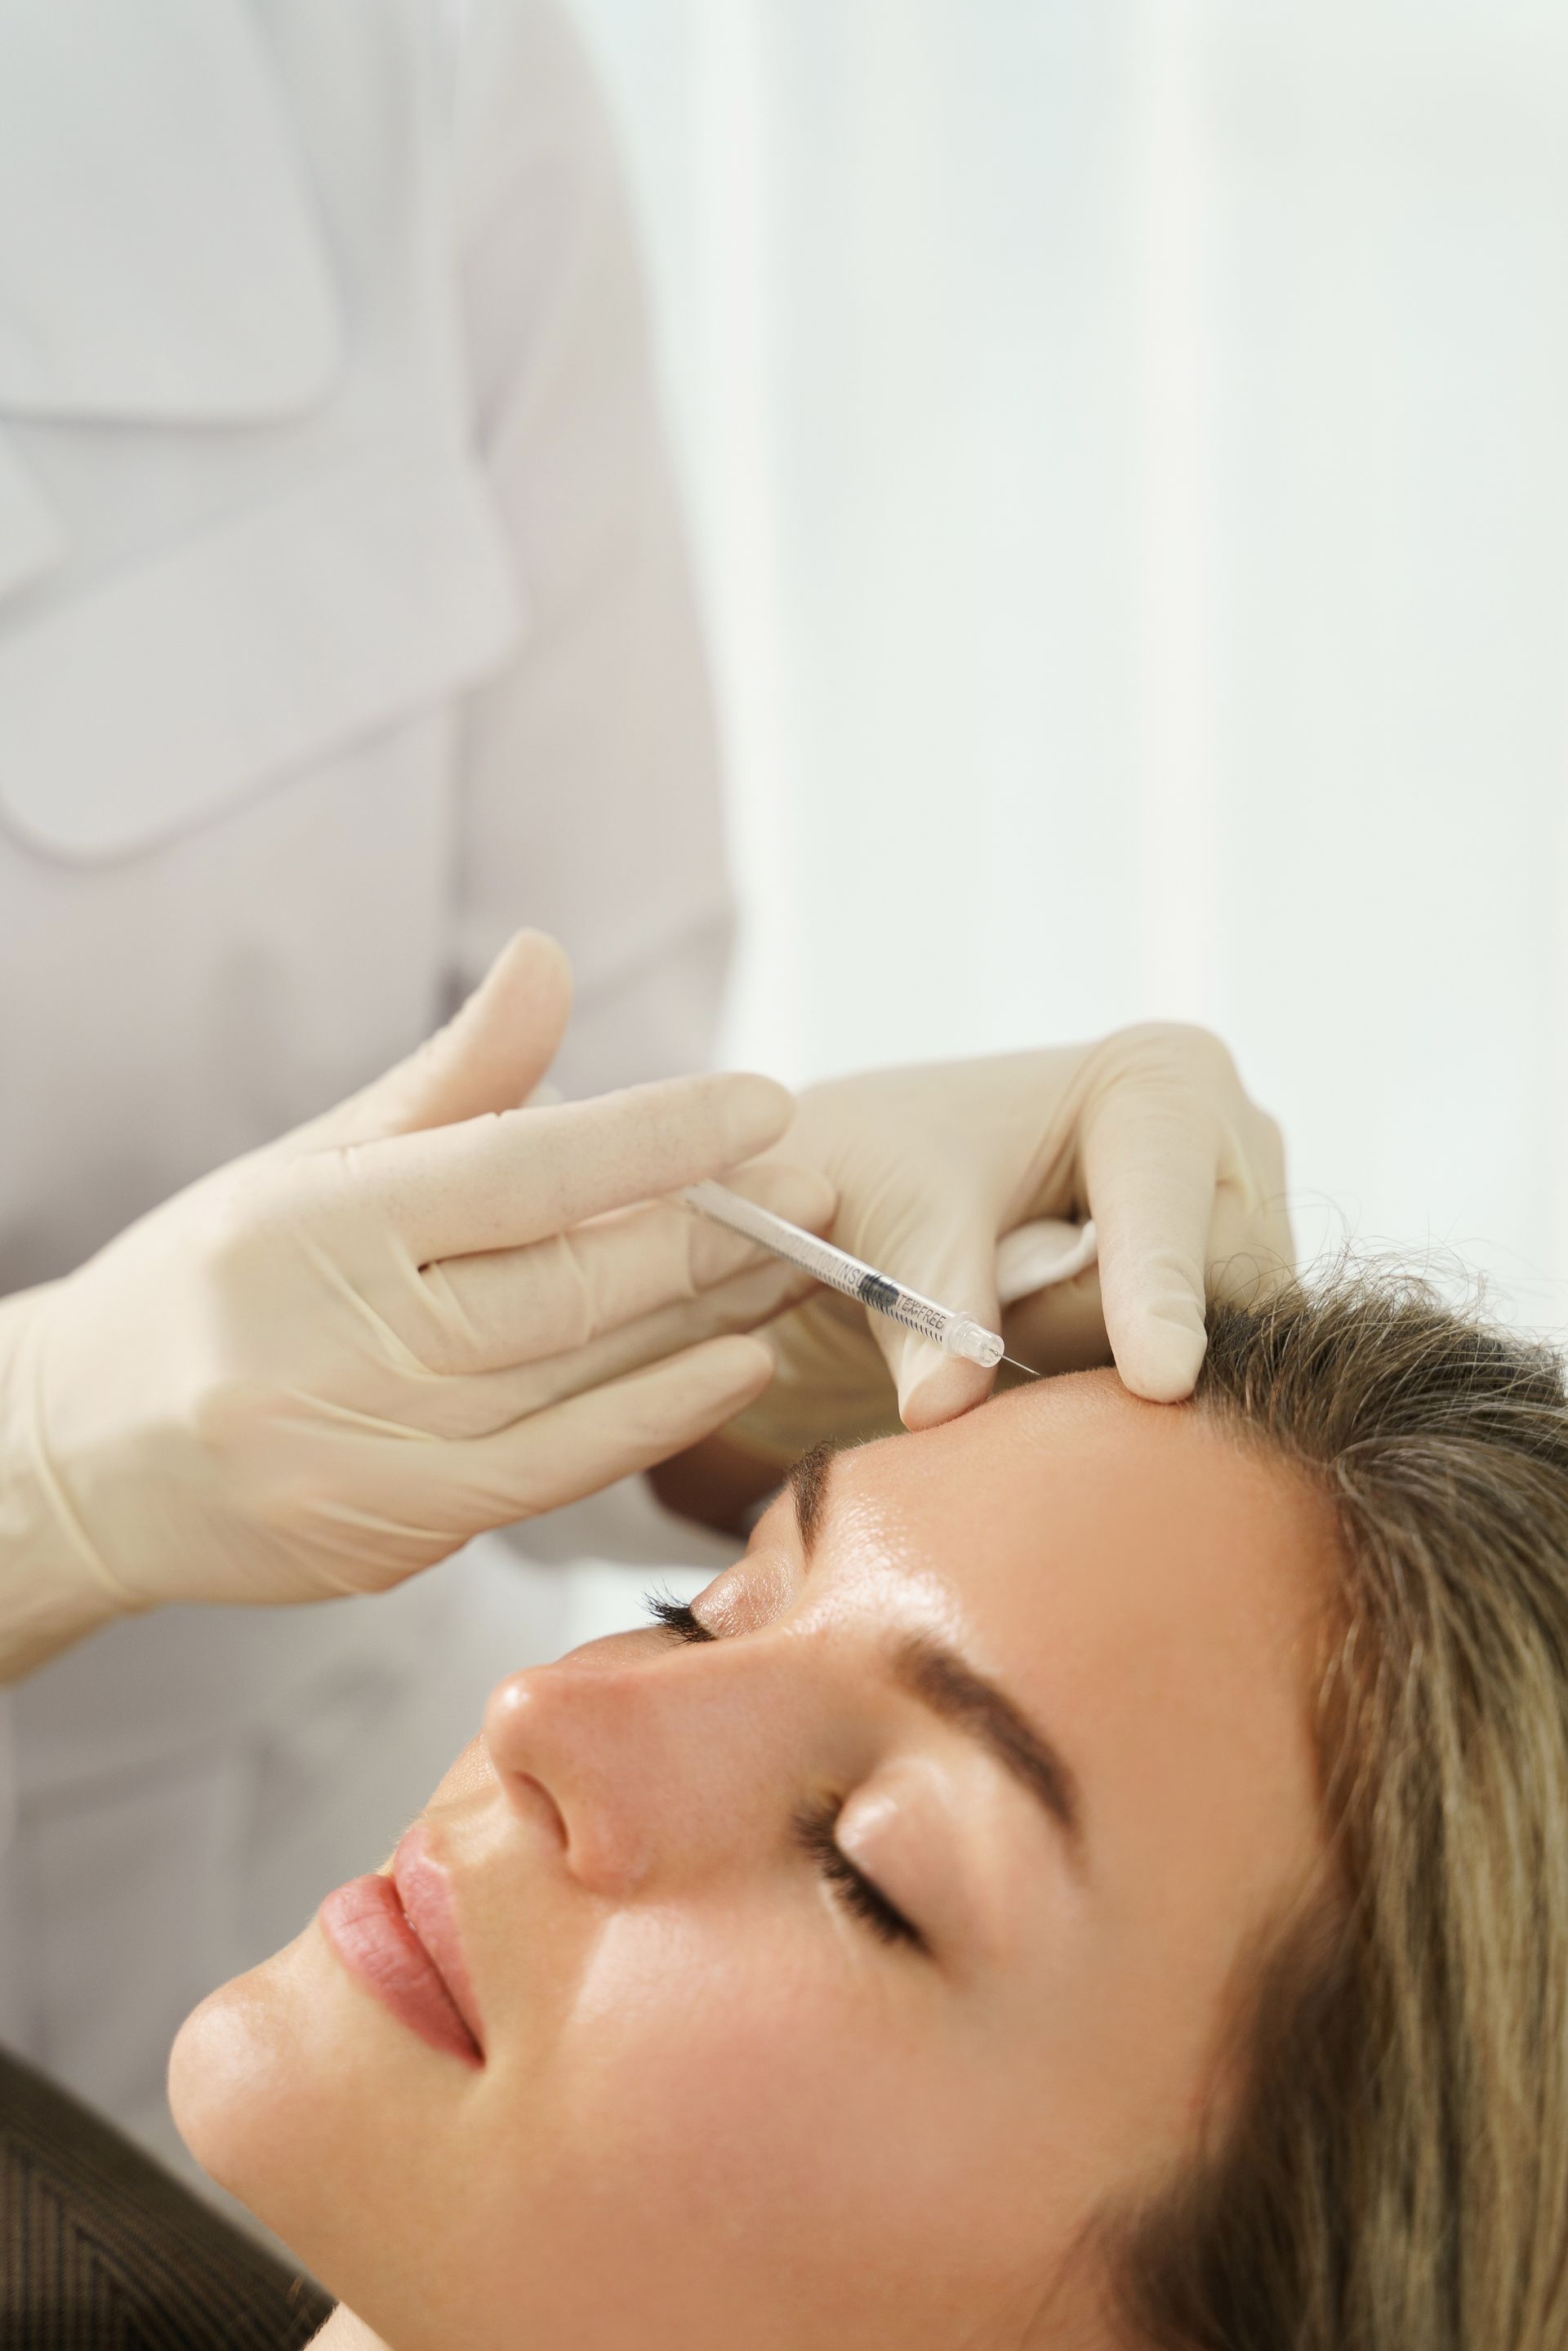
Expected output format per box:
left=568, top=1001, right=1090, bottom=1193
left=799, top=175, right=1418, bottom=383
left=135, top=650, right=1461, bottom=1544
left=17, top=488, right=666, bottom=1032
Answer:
left=785, top=1444, right=1085, bottom=1857
left=786, top=1440, right=837, bottom=1554
left=893, top=1634, right=1083, bottom=1851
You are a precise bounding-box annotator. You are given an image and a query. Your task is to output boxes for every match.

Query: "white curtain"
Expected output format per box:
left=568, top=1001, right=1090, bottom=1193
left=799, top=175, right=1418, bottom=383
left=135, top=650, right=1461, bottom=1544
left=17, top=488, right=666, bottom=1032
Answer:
left=572, top=0, right=1568, bottom=1326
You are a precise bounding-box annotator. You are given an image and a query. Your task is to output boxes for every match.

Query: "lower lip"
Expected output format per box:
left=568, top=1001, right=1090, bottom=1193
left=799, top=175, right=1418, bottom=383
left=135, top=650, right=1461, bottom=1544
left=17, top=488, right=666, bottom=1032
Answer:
left=318, top=1873, right=483, bottom=2068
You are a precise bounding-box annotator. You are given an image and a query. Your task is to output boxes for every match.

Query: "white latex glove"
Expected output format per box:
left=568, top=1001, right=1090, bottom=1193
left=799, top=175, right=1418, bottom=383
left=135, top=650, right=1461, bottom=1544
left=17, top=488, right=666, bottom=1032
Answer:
left=726, top=1023, right=1290, bottom=1464
left=0, top=933, right=830, bottom=1681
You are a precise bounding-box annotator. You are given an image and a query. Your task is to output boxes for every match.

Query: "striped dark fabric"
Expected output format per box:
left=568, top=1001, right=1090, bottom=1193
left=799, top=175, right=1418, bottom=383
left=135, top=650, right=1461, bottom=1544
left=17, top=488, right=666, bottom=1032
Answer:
left=0, top=2047, right=332, bottom=2350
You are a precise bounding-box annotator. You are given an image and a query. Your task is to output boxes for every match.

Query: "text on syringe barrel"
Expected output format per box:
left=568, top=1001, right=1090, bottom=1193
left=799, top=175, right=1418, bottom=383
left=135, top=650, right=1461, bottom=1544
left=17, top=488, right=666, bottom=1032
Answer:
left=853, top=1272, right=949, bottom=1344
left=679, top=1182, right=969, bottom=1349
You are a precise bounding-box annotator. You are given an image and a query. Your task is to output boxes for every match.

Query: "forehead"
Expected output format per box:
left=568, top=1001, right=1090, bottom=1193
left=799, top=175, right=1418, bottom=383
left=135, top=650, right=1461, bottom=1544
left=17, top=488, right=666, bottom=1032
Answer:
left=787, top=1371, right=1334, bottom=1911
left=814, top=1371, right=1332, bottom=1654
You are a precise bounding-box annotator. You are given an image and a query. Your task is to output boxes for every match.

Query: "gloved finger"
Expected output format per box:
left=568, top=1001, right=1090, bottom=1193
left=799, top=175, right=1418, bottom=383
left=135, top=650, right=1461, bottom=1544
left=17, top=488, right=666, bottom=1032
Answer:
left=441, top=1257, right=814, bottom=1436
left=345, top=1344, right=785, bottom=1579
left=897, top=1338, right=996, bottom=1432
left=417, top=1161, right=835, bottom=1375
left=353, top=1071, right=795, bottom=1262
left=1080, top=1083, right=1219, bottom=1402
left=722, top=1287, right=906, bottom=1467
left=287, top=933, right=573, bottom=1155
left=837, top=1186, right=1004, bottom=1432
left=1006, top=1151, right=1293, bottom=1386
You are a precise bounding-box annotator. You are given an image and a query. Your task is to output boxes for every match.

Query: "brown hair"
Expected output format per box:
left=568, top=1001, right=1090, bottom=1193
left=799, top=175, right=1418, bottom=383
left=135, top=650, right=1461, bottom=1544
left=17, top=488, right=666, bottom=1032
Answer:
left=1107, top=1274, right=1568, bottom=2351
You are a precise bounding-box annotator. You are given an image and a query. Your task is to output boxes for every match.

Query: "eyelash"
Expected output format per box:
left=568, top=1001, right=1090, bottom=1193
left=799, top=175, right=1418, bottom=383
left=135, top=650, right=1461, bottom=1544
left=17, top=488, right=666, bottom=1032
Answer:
left=792, top=1797, right=924, bottom=1950
left=643, top=1592, right=715, bottom=1645
left=640, top=1589, right=925, bottom=1955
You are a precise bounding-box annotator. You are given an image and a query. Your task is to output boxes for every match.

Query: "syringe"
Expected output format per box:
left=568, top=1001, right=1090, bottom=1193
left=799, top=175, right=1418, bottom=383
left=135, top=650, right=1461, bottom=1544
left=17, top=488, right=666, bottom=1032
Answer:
left=681, top=1181, right=1096, bottom=1371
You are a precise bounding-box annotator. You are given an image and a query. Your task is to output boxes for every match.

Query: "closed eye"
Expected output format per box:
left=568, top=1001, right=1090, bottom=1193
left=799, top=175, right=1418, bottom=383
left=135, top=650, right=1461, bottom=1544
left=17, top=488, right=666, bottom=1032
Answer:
left=795, top=1798, right=925, bottom=1952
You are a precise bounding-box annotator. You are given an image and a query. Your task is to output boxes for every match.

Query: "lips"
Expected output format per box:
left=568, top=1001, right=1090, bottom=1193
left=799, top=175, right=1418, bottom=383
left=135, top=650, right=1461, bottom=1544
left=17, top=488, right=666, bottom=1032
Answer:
left=318, top=1825, right=484, bottom=2068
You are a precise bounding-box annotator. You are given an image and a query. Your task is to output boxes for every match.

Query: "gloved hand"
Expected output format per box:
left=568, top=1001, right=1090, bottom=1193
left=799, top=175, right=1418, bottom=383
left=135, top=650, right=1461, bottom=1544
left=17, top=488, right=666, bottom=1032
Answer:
left=0, top=933, right=831, bottom=1681
left=724, top=1023, right=1291, bottom=1466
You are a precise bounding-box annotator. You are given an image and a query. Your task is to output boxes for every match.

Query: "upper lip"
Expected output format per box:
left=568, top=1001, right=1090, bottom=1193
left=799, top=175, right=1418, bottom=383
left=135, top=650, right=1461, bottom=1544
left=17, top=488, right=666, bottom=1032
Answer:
left=390, top=1823, right=486, bottom=2058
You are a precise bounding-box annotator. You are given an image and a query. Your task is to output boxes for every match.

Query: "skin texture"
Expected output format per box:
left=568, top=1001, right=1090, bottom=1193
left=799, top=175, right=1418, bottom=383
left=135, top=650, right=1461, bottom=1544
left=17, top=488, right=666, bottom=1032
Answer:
left=171, top=1372, right=1336, bottom=2351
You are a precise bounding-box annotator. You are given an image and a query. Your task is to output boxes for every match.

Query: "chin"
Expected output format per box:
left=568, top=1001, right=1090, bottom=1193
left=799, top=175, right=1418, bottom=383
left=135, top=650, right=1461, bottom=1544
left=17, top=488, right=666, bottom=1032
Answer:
left=170, top=1916, right=483, bottom=2323
left=170, top=1928, right=349, bottom=2242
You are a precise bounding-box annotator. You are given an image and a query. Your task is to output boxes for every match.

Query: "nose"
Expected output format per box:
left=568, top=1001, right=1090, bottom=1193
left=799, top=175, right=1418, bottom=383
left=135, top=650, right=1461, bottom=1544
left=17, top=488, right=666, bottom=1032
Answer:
left=482, top=1636, right=808, bottom=1899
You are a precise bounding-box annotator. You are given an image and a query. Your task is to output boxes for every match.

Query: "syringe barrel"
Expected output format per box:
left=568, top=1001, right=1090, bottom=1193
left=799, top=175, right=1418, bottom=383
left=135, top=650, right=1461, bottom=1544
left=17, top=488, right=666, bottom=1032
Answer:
left=852, top=1271, right=950, bottom=1345
left=680, top=1182, right=1005, bottom=1368
left=680, top=1182, right=870, bottom=1295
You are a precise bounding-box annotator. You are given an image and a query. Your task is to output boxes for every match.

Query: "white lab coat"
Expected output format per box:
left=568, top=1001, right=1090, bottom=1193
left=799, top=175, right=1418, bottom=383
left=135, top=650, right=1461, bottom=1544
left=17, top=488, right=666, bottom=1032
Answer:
left=0, top=0, right=733, bottom=2184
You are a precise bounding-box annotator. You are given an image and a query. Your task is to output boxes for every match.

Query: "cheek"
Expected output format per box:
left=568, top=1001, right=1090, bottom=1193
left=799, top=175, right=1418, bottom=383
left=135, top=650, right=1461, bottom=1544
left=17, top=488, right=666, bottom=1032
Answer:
left=172, top=1898, right=1084, bottom=2351
left=526, top=1903, right=840, bottom=2204
left=514, top=1906, right=1052, bottom=2341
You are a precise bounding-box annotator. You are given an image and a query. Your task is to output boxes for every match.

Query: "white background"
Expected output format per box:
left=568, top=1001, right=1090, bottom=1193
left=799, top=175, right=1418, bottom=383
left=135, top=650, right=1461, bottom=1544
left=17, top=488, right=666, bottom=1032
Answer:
left=569, top=0, right=1568, bottom=1333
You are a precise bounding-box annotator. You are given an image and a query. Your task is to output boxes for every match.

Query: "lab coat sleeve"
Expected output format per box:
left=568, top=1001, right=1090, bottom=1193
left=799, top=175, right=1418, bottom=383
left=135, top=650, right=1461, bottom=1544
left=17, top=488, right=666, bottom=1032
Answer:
left=449, top=0, right=735, bottom=1098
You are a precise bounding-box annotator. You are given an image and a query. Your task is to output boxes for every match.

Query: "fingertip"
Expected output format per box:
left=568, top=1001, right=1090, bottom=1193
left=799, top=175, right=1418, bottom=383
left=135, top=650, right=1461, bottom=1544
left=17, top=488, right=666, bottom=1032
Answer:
left=719, top=1072, right=795, bottom=1160
left=1112, top=1315, right=1208, bottom=1403
left=898, top=1345, right=993, bottom=1430
left=737, top=1160, right=837, bottom=1232
left=470, top=930, right=572, bottom=1030
left=457, top=931, right=573, bottom=1086
left=496, top=927, right=572, bottom=990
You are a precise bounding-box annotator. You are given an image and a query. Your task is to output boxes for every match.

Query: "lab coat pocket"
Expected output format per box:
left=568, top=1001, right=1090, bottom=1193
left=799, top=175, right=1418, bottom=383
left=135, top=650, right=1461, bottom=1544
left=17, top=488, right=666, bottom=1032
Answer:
left=0, top=453, right=527, bottom=861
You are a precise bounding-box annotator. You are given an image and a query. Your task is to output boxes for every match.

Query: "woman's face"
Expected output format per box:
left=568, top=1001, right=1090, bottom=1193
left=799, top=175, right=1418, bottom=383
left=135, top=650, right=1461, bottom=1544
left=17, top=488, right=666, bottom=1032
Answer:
left=172, top=1373, right=1334, bottom=2351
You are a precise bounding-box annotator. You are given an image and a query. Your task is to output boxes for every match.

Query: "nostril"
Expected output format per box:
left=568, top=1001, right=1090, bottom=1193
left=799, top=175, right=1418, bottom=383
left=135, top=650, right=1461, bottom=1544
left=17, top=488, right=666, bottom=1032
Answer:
left=480, top=1685, right=568, bottom=1834
left=481, top=1668, right=649, bottom=1892
left=510, top=1769, right=568, bottom=1850
left=504, top=1765, right=646, bottom=1895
